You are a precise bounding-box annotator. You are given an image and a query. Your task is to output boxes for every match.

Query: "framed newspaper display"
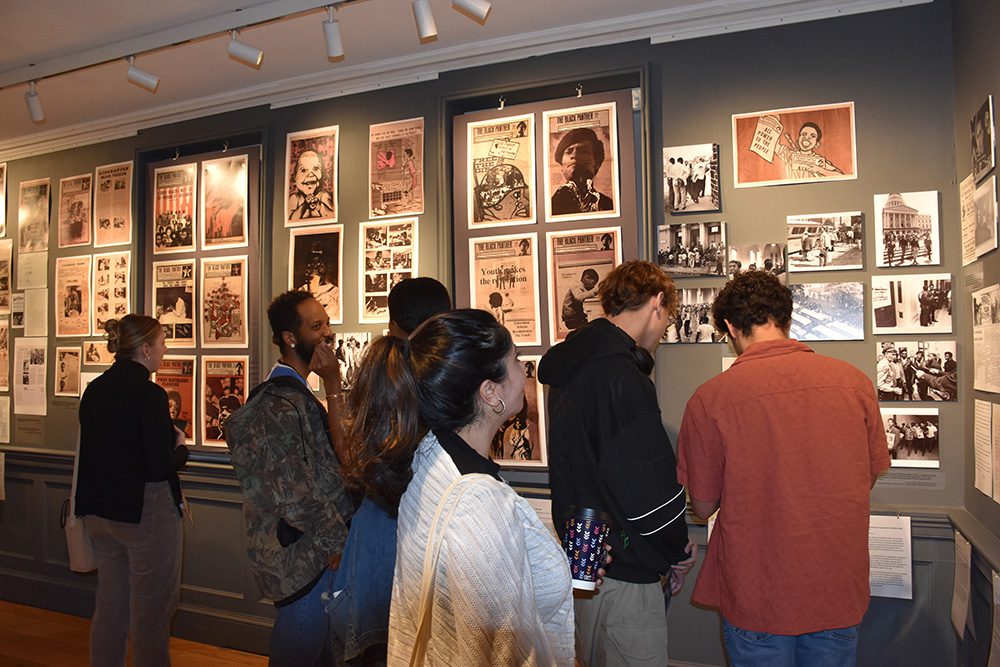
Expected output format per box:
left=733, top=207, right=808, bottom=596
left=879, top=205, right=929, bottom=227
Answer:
left=200, top=256, right=248, bottom=348
left=55, top=255, right=91, bottom=337
left=370, top=117, right=424, bottom=218
left=490, top=354, right=547, bottom=469
left=153, top=163, right=197, bottom=254
left=93, top=161, right=133, bottom=247
left=545, top=227, right=622, bottom=345
left=467, top=113, right=535, bottom=229
left=58, top=174, right=92, bottom=248
left=152, top=259, right=195, bottom=347
left=469, top=232, right=541, bottom=346
left=201, top=355, right=248, bottom=447
left=153, top=355, right=197, bottom=445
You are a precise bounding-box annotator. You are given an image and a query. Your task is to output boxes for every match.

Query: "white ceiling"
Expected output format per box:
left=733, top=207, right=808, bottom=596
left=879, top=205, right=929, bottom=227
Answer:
left=0, top=0, right=929, bottom=160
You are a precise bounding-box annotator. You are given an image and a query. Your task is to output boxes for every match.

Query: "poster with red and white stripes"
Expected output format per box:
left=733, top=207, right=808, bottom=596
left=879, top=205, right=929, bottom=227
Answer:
left=153, top=163, right=196, bottom=254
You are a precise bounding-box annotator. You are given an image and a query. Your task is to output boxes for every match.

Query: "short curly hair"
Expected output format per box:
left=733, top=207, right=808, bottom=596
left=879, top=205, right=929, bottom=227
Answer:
left=599, top=260, right=678, bottom=319
left=712, top=270, right=792, bottom=336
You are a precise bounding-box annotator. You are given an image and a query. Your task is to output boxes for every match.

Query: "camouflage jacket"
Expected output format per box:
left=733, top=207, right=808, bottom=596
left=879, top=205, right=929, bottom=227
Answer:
left=225, top=375, right=354, bottom=604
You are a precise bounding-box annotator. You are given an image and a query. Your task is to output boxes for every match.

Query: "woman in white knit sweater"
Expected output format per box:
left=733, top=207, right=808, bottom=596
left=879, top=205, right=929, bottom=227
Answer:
left=344, top=309, right=576, bottom=665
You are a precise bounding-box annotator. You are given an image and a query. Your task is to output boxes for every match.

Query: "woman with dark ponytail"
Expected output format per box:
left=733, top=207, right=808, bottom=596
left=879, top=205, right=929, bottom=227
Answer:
left=343, top=309, right=574, bottom=665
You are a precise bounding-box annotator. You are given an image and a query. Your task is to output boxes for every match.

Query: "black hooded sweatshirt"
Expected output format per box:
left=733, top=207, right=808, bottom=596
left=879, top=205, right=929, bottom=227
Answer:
left=538, top=318, right=689, bottom=583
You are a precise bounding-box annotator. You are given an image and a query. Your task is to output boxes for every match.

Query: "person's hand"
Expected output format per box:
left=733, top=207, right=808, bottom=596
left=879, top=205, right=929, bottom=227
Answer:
left=671, top=538, right=698, bottom=576
left=173, top=425, right=186, bottom=448
left=668, top=569, right=686, bottom=595
left=309, top=338, right=341, bottom=387
left=594, top=544, right=613, bottom=589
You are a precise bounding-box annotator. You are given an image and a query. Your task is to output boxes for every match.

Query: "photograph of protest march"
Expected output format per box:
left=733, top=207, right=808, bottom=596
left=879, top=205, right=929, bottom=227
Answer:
left=871, top=273, right=952, bottom=335
left=662, top=287, right=723, bottom=344
left=880, top=407, right=940, bottom=468
left=733, top=102, right=857, bottom=188
left=663, top=143, right=720, bottom=213
left=727, top=243, right=787, bottom=283
left=490, top=355, right=547, bottom=468
left=786, top=212, right=863, bottom=272
left=656, top=222, right=726, bottom=277
left=971, top=95, right=995, bottom=183
left=875, top=340, right=957, bottom=403
left=873, top=192, right=940, bottom=267
left=789, top=282, right=864, bottom=341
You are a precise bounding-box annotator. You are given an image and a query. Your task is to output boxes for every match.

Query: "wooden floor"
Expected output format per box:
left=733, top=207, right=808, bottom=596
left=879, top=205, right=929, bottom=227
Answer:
left=0, top=601, right=267, bottom=666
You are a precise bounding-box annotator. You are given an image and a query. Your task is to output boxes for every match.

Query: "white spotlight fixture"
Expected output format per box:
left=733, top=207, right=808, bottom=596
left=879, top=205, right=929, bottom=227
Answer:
left=126, top=56, right=160, bottom=92
left=228, top=30, right=263, bottom=67
left=25, top=80, right=45, bottom=123
left=323, top=6, right=344, bottom=60
left=412, top=0, right=438, bottom=40
left=452, top=0, right=491, bottom=22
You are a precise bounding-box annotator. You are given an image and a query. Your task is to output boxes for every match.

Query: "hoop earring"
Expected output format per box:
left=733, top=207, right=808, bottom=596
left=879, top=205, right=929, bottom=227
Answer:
left=491, top=398, right=506, bottom=415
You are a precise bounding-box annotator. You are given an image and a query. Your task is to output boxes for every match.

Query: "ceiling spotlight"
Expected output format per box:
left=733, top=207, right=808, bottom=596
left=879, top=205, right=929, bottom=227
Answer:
left=126, top=56, right=160, bottom=93
left=452, top=0, right=491, bottom=22
left=412, top=0, right=438, bottom=41
left=323, top=6, right=344, bottom=60
left=228, top=30, right=263, bottom=67
left=25, top=80, right=45, bottom=123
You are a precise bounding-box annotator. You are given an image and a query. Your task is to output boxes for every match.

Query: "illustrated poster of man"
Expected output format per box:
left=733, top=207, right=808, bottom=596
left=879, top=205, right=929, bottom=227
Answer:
left=789, top=282, right=865, bottom=341
left=543, top=102, right=620, bottom=222
left=285, top=125, right=338, bottom=226
left=467, top=113, right=535, bottom=228
left=153, top=356, right=197, bottom=444
left=153, top=164, right=196, bottom=254
left=662, top=287, right=723, bottom=344
left=58, top=174, right=92, bottom=248
left=786, top=211, right=864, bottom=272
left=871, top=273, right=952, bottom=335
left=289, top=224, right=343, bottom=325
left=656, top=222, right=727, bottom=277
left=200, top=256, right=248, bottom=348
left=971, top=95, right=995, bottom=184
left=54, top=255, right=91, bottom=337
left=727, top=243, right=787, bottom=283
left=93, top=161, right=133, bottom=247
left=875, top=340, right=957, bottom=403
left=873, top=192, right=941, bottom=268
left=664, top=143, right=720, bottom=213
left=470, top=232, right=541, bottom=346
left=91, top=251, right=130, bottom=334
left=546, top=227, right=621, bottom=344
left=880, top=407, right=940, bottom=468
left=201, top=156, right=248, bottom=249
left=359, top=219, right=416, bottom=324
left=490, top=355, right=546, bottom=468
left=153, top=259, right=195, bottom=347
left=370, top=117, right=424, bottom=218
left=201, top=356, right=248, bottom=447
left=55, top=347, right=82, bottom=397
left=83, top=339, right=114, bottom=366
left=733, top=102, right=857, bottom=188
left=0, top=319, right=8, bottom=391
left=0, top=239, right=12, bottom=315
left=17, top=178, right=50, bottom=254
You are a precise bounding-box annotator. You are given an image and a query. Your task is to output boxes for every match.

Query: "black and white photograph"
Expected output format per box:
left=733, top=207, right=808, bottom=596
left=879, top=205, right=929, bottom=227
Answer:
left=656, top=222, right=727, bottom=277
left=663, top=143, right=720, bottom=214
left=360, top=219, right=416, bottom=324
left=289, top=224, right=343, bottom=326
left=873, top=192, right=940, bottom=267
left=662, top=287, right=723, bottom=343
left=55, top=347, right=82, bottom=398
left=727, top=243, right=787, bottom=283
left=333, top=332, right=371, bottom=393
left=880, top=407, right=940, bottom=468
left=871, top=273, right=952, bottom=335
left=875, top=340, right=957, bottom=402
left=972, top=175, right=998, bottom=260
left=786, top=212, right=863, bottom=272
left=789, top=282, right=864, bottom=341
left=971, top=95, right=995, bottom=183
left=490, top=354, right=547, bottom=469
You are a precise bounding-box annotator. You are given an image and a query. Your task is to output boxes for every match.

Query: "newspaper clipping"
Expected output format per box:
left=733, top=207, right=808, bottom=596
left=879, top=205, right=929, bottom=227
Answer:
left=18, top=178, right=50, bottom=253
left=91, top=251, right=131, bottom=334
left=490, top=355, right=546, bottom=468
left=543, top=103, right=620, bottom=222
left=11, top=293, right=23, bottom=329
left=94, top=161, right=133, bottom=247
left=0, top=319, right=8, bottom=391
left=202, top=356, right=248, bottom=446
left=14, top=337, right=47, bottom=416
left=469, top=232, right=540, bottom=346
left=200, top=256, right=248, bottom=348
left=359, top=219, right=416, bottom=323
left=55, top=347, right=82, bottom=397
left=285, top=125, right=339, bottom=226
left=55, top=255, right=91, bottom=337
left=370, top=117, right=424, bottom=218
left=972, top=283, right=1000, bottom=393
left=467, top=113, right=535, bottom=228
left=0, top=239, right=11, bottom=315
left=201, top=156, right=248, bottom=250
left=58, top=174, right=92, bottom=248
left=153, top=259, right=195, bottom=347
left=546, top=227, right=622, bottom=344
left=289, top=225, right=343, bottom=325
left=154, top=356, right=197, bottom=444
left=153, top=164, right=196, bottom=254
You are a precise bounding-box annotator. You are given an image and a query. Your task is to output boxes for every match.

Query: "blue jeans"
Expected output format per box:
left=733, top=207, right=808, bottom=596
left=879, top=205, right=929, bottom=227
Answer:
left=269, top=568, right=335, bottom=667
left=723, top=619, right=859, bottom=667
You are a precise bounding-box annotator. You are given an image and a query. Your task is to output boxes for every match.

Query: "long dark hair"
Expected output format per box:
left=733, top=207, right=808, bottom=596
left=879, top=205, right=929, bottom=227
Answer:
left=343, top=309, right=512, bottom=510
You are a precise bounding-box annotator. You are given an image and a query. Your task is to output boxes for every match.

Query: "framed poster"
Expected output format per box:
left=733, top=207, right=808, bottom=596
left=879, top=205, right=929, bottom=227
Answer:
left=359, top=219, right=416, bottom=324
left=971, top=95, right=995, bottom=183
left=546, top=227, right=622, bottom=344
left=93, top=161, right=133, bottom=247
left=370, top=117, right=424, bottom=218
left=153, top=355, right=197, bottom=445
left=17, top=178, right=49, bottom=253
left=874, top=192, right=940, bottom=268
left=490, top=355, right=547, bottom=468
left=790, top=282, right=865, bottom=341
left=289, top=225, right=343, bottom=325
left=201, top=356, right=248, bottom=447
left=656, top=221, right=727, bottom=277
left=57, top=174, right=92, bottom=248
left=543, top=102, right=620, bottom=222
left=664, top=143, right=720, bottom=214
left=469, top=232, right=541, bottom=346
left=91, top=251, right=130, bottom=335
left=201, top=155, right=248, bottom=250
left=786, top=211, right=864, bottom=272
left=285, top=125, right=339, bottom=226
left=733, top=101, right=857, bottom=188
left=200, top=256, right=248, bottom=348
left=467, top=113, right=535, bottom=228
left=871, top=274, right=952, bottom=335
left=54, top=255, right=91, bottom=337
left=153, top=259, right=195, bottom=347
left=153, top=163, right=197, bottom=254
left=55, top=347, right=82, bottom=397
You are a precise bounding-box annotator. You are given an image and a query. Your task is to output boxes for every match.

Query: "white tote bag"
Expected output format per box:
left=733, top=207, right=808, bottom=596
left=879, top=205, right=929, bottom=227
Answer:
left=60, top=431, right=97, bottom=573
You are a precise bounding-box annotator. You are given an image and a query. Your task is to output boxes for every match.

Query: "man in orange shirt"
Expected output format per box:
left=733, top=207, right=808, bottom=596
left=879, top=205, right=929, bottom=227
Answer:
left=677, top=271, right=889, bottom=666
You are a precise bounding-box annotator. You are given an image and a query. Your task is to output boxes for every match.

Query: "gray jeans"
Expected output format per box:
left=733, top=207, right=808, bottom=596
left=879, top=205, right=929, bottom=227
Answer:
left=87, top=481, right=183, bottom=667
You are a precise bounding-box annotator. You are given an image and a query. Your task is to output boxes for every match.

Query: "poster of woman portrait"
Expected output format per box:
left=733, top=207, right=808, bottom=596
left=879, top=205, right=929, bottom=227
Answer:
left=370, top=117, right=424, bottom=218
left=467, top=113, right=535, bottom=228
left=201, top=156, right=247, bottom=250
left=489, top=355, right=547, bottom=469
left=732, top=102, right=857, bottom=188
left=58, top=174, right=92, bottom=248
left=285, top=125, right=339, bottom=227
left=289, top=224, right=343, bottom=325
